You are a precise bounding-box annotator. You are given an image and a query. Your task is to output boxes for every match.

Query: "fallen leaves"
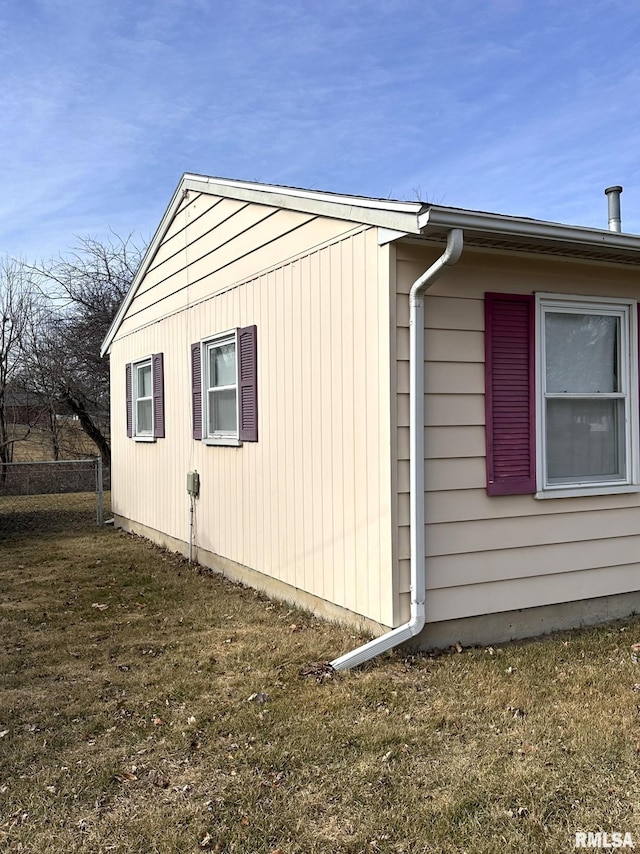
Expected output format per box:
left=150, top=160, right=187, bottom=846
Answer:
left=199, top=833, right=226, bottom=851
left=506, top=705, right=527, bottom=719
left=506, top=806, right=529, bottom=819
left=114, top=771, right=138, bottom=783
left=149, top=770, right=170, bottom=789
left=299, top=661, right=335, bottom=683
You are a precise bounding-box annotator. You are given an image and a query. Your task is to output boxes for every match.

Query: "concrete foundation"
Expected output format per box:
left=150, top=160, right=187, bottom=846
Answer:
left=113, top=514, right=640, bottom=655
left=414, top=591, right=640, bottom=650
left=113, top=514, right=388, bottom=637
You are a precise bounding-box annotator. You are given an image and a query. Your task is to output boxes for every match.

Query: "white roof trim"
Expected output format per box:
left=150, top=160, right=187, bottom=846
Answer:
left=419, top=205, right=640, bottom=249
left=101, top=178, right=189, bottom=356
left=378, top=228, right=410, bottom=245
left=182, top=175, right=424, bottom=232
left=101, top=174, right=640, bottom=356
left=101, top=174, right=426, bottom=355
left=184, top=174, right=422, bottom=214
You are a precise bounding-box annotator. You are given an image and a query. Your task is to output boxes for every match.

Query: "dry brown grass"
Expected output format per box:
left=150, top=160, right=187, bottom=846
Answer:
left=10, top=422, right=100, bottom=462
left=0, top=492, right=110, bottom=535
left=2, top=495, right=640, bottom=852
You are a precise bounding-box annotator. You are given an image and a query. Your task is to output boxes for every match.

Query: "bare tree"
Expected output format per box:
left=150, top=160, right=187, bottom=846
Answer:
left=29, top=234, right=143, bottom=467
left=0, top=258, right=37, bottom=469
left=16, top=303, right=65, bottom=459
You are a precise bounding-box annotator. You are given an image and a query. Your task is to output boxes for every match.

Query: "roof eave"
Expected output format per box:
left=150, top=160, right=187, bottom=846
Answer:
left=101, top=181, right=640, bottom=357
left=101, top=174, right=425, bottom=356
left=419, top=205, right=640, bottom=251
left=182, top=174, right=425, bottom=232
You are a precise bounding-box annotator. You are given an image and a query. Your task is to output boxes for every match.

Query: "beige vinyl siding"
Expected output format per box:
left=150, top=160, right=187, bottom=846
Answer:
left=111, top=221, right=395, bottom=627
left=117, top=192, right=361, bottom=338
left=394, top=242, right=640, bottom=624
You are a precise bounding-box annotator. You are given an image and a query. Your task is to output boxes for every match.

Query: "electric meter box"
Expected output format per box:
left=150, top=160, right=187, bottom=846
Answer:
left=187, top=471, right=200, bottom=497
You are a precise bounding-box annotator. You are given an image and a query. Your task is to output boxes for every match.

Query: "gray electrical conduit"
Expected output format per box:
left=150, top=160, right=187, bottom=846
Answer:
left=330, top=228, right=464, bottom=670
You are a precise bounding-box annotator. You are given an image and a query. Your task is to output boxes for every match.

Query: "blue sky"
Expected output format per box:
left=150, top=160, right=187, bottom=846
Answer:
left=2, top=0, right=640, bottom=259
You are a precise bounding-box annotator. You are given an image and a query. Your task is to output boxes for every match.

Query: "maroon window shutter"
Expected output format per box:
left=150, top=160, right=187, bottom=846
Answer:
left=485, top=293, right=536, bottom=495
left=125, top=363, right=132, bottom=438
left=238, top=325, right=258, bottom=442
left=191, top=343, right=202, bottom=440
left=152, top=353, right=165, bottom=438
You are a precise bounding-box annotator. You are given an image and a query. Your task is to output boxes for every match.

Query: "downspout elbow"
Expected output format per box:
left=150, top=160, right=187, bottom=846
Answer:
left=410, top=228, right=464, bottom=305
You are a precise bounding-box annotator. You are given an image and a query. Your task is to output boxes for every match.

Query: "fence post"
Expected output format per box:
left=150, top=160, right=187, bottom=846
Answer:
left=96, top=457, right=104, bottom=528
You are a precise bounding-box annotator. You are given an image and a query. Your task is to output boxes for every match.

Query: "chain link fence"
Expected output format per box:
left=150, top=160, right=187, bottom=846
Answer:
left=0, top=459, right=111, bottom=537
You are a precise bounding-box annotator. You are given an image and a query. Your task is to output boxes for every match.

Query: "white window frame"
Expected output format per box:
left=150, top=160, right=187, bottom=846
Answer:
left=535, top=293, right=639, bottom=499
left=133, top=356, right=154, bottom=441
left=202, top=330, right=241, bottom=447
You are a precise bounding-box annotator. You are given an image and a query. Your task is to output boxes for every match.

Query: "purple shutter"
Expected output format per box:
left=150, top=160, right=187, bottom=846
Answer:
left=125, top=363, right=132, bottom=438
left=191, top=342, right=202, bottom=440
left=485, top=293, right=536, bottom=495
left=238, top=325, right=258, bottom=442
left=152, top=353, right=165, bottom=438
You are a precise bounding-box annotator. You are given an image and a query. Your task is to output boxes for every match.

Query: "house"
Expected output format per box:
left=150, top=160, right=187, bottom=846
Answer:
left=5, top=388, right=54, bottom=427
left=102, top=175, right=640, bottom=668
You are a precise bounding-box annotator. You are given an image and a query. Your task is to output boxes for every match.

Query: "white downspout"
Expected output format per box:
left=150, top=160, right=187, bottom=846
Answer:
left=331, top=228, right=464, bottom=670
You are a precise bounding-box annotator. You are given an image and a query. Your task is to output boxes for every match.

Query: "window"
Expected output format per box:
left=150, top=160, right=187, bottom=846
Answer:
left=191, top=326, right=258, bottom=445
left=125, top=353, right=165, bottom=441
left=485, top=293, right=638, bottom=498
left=135, top=359, right=153, bottom=436
left=206, top=334, right=238, bottom=438
left=539, top=299, right=632, bottom=491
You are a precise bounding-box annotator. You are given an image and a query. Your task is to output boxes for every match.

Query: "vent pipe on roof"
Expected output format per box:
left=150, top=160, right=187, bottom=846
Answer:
left=605, top=186, right=623, bottom=232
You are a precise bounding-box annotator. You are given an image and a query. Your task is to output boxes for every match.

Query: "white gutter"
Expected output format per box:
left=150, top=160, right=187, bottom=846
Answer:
left=330, top=228, right=464, bottom=670
left=418, top=206, right=640, bottom=249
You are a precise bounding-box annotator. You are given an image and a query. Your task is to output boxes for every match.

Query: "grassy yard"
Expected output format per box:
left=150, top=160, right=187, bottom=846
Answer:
left=1, top=496, right=640, bottom=852
left=10, top=422, right=100, bottom=462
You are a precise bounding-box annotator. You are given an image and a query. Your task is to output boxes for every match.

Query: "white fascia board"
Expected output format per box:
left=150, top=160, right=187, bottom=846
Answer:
left=101, top=177, right=189, bottom=356
left=419, top=206, right=640, bottom=251
left=182, top=175, right=424, bottom=233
